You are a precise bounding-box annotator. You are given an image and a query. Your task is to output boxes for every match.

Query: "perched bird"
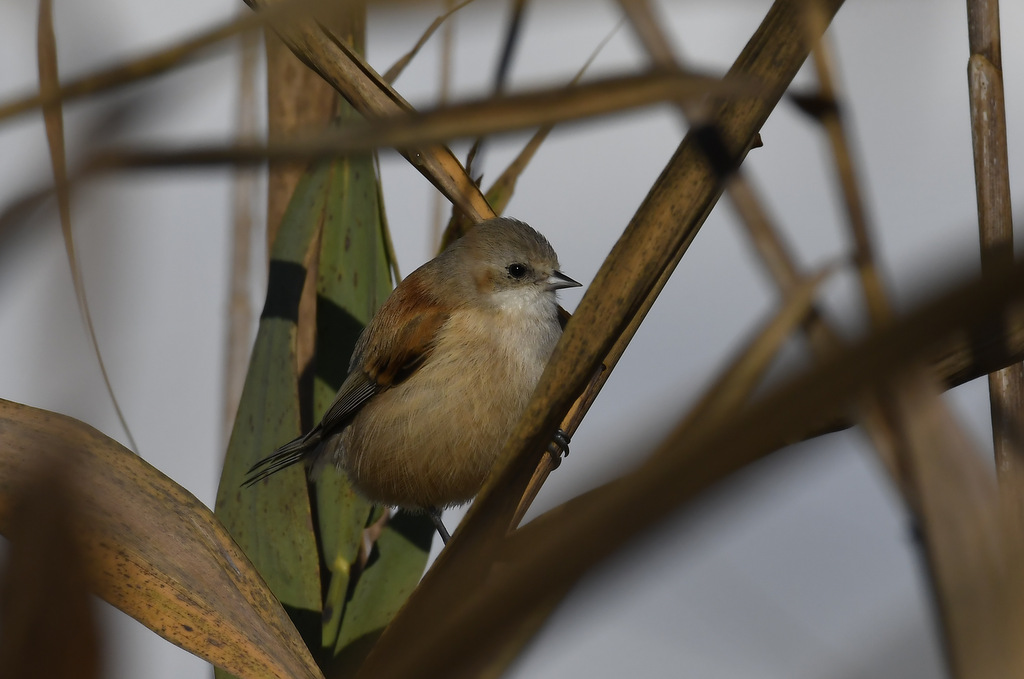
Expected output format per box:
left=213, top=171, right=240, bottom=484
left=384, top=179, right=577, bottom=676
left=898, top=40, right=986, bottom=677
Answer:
left=244, top=217, right=581, bottom=542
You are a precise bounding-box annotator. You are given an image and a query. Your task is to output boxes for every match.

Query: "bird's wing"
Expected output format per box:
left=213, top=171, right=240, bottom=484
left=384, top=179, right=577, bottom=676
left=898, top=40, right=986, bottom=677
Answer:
left=244, top=371, right=382, bottom=485
left=317, top=371, right=382, bottom=434
left=318, top=275, right=451, bottom=434
left=557, top=304, right=572, bottom=330
left=245, top=273, right=450, bottom=486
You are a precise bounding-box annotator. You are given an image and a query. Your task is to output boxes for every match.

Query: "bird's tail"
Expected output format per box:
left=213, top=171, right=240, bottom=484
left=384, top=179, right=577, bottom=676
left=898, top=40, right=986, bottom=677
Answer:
left=242, top=427, right=323, bottom=487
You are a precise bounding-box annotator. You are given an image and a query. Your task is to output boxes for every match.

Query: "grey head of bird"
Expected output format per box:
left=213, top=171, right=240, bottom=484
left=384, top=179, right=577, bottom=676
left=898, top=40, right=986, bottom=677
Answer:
left=441, top=217, right=580, bottom=312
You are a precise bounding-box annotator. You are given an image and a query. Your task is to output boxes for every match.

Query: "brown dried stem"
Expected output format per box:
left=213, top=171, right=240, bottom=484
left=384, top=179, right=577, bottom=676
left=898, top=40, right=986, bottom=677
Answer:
left=223, top=19, right=262, bottom=448
left=803, top=2, right=890, bottom=327
left=244, top=0, right=495, bottom=224
left=966, top=0, right=1024, bottom=519
left=36, top=0, right=138, bottom=453
left=382, top=0, right=476, bottom=85
left=90, top=68, right=754, bottom=172
left=376, top=256, right=1024, bottom=679
left=0, top=2, right=300, bottom=123
left=355, top=2, right=846, bottom=677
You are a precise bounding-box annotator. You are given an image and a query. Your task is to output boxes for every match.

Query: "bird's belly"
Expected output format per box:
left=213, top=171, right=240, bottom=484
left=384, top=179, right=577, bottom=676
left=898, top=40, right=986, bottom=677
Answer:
left=336, top=323, right=553, bottom=509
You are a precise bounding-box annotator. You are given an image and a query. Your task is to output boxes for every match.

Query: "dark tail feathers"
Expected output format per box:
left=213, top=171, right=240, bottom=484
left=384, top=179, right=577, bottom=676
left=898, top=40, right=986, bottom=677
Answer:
left=242, top=428, right=322, bottom=487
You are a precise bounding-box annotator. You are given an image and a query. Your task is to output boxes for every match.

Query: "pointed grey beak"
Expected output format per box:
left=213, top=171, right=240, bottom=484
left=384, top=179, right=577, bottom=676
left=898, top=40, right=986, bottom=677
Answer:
left=546, top=270, right=582, bottom=291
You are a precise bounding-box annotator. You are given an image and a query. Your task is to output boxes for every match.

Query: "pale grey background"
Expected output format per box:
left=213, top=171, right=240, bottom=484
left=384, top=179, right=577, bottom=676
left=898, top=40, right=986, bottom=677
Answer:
left=0, top=1, right=1021, bottom=677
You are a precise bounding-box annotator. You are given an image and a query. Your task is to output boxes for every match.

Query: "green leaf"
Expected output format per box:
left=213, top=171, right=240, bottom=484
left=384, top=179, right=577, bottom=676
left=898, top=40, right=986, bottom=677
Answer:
left=215, top=164, right=331, bottom=654
left=312, top=141, right=386, bottom=654
left=330, top=511, right=436, bottom=676
left=313, top=101, right=434, bottom=660
left=216, top=106, right=433, bottom=675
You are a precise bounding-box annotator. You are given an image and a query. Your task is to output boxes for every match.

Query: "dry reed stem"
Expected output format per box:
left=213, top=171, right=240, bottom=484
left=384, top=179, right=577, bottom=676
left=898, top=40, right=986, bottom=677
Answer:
left=486, top=26, right=632, bottom=525
left=278, top=8, right=369, bottom=436
left=513, top=0, right=819, bottom=525
left=36, top=0, right=138, bottom=454
left=892, top=371, right=1024, bottom=679
left=883, top=368, right=1024, bottom=679
left=786, top=3, right=911, bottom=486
left=91, top=69, right=755, bottom=172
left=796, top=45, right=1024, bottom=644
left=966, top=0, right=1024, bottom=522
left=803, top=3, right=890, bottom=327
left=616, top=0, right=846, bottom=356
left=244, top=0, right=495, bottom=224
left=443, top=265, right=833, bottom=679
left=682, top=17, right=1024, bottom=670
left=460, top=0, right=526, bottom=182
left=0, top=0, right=310, bottom=123
left=429, top=0, right=458, bottom=248
left=384, top=0, right=469, bottom=258
left=766, top=307, right=1024, bottom=444
left=355, top=2, right=846, bottom=677
left=381, top=0, right=475, bottom=84
left=374, top=152, right=402, bottom=282
left=618, top=0, right=677, bottom=67
left=265, top=29, right=341, bottom=250
left=469, top=0, right=843, bottom=556
left=506, top=268, right=829, bottom=666
left=382, top=258, right=1024, bottom=679
left=615, top=0, right=905, bottom=494
left=223, top=21, right=262, bottom=448
left=716, top=4, right=1024, bottom=672
left=503, top=261, right=1024, bottom=617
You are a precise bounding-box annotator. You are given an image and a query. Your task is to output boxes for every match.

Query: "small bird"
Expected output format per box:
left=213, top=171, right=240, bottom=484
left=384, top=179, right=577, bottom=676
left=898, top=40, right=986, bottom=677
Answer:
left=244, top=217, right=581, bottom=542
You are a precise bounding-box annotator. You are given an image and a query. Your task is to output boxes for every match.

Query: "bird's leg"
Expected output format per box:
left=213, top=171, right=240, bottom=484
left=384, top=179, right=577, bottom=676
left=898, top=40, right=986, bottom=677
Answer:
left=427, top=507, right=451, bottom=544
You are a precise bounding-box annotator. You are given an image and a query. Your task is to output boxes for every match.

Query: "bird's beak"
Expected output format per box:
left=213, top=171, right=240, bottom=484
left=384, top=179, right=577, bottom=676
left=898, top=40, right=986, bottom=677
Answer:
left=546, top=270, right=582, bottom=291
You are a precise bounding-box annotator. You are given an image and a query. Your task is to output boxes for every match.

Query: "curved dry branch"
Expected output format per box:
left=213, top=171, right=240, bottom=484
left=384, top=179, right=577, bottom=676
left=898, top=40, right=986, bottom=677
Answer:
left=0, top=400, right=323, bottom=679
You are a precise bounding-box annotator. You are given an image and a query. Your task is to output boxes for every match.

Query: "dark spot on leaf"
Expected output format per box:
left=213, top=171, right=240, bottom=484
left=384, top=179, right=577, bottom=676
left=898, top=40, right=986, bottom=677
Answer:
left=182, top=624, right=193, bottom=632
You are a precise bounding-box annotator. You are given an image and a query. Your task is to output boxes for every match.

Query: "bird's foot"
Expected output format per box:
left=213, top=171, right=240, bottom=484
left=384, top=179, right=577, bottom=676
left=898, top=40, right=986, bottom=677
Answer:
left=547, top=429, right=571, bottom=465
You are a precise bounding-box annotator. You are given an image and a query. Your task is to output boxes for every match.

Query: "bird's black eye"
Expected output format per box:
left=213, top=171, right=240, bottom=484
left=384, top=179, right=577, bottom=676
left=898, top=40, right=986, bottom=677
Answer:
left=507, top=263, right=528, bottom=279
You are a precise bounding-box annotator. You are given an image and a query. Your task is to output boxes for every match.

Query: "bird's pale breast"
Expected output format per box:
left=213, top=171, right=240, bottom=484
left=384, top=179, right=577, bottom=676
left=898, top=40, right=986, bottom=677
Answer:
left=335, top=300, right=561, bottom=509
